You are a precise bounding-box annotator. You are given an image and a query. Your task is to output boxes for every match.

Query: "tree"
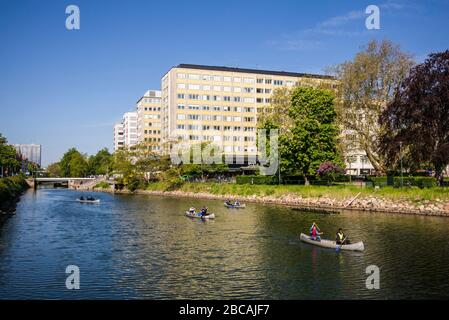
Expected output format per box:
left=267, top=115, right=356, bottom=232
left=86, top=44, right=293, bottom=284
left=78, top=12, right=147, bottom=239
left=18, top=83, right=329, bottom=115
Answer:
left=380, top=50, right=449, bottom=185
left=46, top=162, right=62, bottom=177
left=280, top=87, right=342, bottom=184
left=88, top=148, right=112, bottom=175
left=0, top=133, right=21, bottom=177
left=258, top=87, right=294, bottom=132
left=333, top=40, right=414, bottom=174
left=59, top=148, right=88, bottom=177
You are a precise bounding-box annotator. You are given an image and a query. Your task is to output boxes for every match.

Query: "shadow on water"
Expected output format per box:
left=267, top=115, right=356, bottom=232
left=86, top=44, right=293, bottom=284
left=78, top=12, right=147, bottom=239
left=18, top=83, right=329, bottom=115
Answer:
left=0, top=188, right=448, bottom=299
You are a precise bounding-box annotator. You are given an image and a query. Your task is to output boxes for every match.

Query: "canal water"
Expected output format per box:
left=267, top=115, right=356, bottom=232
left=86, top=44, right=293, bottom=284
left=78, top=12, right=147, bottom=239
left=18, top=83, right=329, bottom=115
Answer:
left=0, top=188, right=448, bottom=299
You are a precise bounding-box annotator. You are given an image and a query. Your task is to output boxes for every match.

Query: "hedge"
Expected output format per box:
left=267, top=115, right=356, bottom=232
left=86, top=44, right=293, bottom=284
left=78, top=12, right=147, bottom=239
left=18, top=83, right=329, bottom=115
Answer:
left=0, top=175, right=29, bottom=203
left=236, top=175, right=279, bottom=185
left=369, top=176, right=437, bottom=188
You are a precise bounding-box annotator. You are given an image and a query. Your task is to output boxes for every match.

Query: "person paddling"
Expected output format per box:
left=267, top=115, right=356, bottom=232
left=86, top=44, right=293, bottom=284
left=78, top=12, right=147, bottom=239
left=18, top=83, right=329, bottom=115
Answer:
left=336, top=228, right=350, bottom=245
left=309, top=222, right=322, bottom=241
left=200, top=206, right=209, bottom=216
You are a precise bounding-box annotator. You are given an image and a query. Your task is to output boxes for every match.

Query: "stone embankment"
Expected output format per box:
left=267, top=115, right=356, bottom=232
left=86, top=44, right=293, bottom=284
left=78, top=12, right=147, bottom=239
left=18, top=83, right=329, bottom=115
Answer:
left=100, top=188, right=449, bottom=217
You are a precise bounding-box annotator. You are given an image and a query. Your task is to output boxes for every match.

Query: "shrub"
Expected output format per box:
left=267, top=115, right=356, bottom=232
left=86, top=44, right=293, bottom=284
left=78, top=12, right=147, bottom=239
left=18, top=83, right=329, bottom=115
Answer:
left=316, top=162, right=345, bottom=183
left=369, top=176, right=436, bottom=188
left=236, top=175, right=279, bottom=185
left=94, top=181, right=110, bottom=189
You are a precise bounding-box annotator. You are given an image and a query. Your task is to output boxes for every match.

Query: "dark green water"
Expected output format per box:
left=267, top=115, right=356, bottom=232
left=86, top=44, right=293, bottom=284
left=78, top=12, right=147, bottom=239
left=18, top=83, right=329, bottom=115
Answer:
left=0, top=188, right=448, bottom=299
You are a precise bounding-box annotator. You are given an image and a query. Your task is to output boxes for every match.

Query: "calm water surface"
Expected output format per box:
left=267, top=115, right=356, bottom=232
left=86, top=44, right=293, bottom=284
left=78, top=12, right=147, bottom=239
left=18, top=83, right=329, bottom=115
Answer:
left=0, top=188, right=449, bottom=299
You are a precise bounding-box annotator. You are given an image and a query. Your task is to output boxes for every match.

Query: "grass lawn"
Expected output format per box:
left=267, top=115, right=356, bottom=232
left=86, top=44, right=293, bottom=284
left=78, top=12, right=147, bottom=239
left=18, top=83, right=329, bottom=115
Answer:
left=145, top=182, right=449, bottom=202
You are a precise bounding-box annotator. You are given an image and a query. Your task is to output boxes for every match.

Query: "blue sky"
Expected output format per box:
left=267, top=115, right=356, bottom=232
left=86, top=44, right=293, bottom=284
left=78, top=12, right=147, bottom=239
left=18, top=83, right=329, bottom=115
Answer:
left=1, top=0, right=448, bottom=166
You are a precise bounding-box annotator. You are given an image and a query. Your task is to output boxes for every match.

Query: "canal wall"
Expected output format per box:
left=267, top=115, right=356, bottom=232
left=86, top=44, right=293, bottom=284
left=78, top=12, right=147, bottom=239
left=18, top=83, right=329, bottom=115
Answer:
left=86, top=185, right=449, bottom=218
left=0, top=175, right=29, bottom=221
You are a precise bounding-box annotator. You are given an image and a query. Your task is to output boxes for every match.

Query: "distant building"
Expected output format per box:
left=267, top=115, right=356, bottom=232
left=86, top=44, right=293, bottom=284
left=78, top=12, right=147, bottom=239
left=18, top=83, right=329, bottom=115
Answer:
left=113, top=123, right=124, bottom=151
left=14, top=144, right=42, bottom=167
left=136, top=90, right=162, bottom=152
left=123, top=111, right=138, bottom=147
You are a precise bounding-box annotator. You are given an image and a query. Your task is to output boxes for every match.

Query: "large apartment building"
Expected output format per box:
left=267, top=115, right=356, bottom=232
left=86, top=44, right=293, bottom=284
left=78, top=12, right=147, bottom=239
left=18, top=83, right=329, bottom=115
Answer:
left=136, top=90, right=162, bottom=152
left=161, top=64, right=335, bottom=160
left=114, top=63, right=375, bottom=175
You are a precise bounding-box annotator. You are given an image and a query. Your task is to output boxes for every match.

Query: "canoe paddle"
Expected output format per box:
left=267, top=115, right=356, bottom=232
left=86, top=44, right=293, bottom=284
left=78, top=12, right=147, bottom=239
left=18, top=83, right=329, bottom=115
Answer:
left=336, top=235, right=348, bottom=253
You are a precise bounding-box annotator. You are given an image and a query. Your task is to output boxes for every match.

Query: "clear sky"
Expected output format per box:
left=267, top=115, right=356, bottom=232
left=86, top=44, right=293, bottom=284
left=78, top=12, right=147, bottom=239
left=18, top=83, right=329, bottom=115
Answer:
left=1, top=0, right=448, bottom=166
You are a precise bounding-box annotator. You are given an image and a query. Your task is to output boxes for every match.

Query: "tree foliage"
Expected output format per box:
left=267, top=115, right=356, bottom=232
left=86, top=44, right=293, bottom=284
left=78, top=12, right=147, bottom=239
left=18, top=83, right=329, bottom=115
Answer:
left=59, top=148, right=89, bottom=177
left=380, top=50, right=449, bottom=185
left=280, top=87, right=342, bottom=182
left=87, top=148, right=112, bottom=175
left=0, top=132, right=21, bottom=176
left=333, top=40, right=414, bottom=174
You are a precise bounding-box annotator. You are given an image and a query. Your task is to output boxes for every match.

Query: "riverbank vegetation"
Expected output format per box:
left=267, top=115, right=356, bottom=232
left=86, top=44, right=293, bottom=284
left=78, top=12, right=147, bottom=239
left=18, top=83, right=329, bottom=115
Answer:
left=0, top=133, right=22, bottom=177
left=0, top=175, right=29, bottom=213
left=142, top=182, right=449, bottom=202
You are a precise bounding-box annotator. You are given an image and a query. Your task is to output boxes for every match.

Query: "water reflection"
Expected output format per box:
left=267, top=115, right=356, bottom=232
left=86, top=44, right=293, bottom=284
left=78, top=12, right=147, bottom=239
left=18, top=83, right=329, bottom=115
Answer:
left=0, top=188, right=448, bottom=299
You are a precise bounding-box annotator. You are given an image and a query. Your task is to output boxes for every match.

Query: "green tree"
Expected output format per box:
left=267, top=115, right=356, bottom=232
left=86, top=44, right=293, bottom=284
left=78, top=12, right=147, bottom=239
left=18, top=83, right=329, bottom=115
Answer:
left=88, top=148, right=112, bottom=175
left=46, top=162, right=62, bottom=177
left=280, top=87, right=342, bottom=184
left=59, top=148, right=88, bottom=177
left=0, top=133, right=21, bottom=177
left=332, top=40, right=414, bottom=174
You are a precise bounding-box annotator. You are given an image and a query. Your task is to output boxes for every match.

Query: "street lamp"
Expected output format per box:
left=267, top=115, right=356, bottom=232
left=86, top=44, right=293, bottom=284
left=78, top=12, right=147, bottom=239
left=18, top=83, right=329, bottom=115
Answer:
left=399, top=142, right=403, bottom=188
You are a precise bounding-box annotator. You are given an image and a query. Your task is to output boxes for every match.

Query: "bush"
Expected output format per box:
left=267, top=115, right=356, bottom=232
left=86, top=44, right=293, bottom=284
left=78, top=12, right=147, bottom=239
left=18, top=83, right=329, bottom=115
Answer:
left=94, top=181, right=110, bottom=189
left=236, top=175, right=279, bottom=185
left=369, top=176, right=436, bottom=188
left=0, top=175, right=29, bottom=203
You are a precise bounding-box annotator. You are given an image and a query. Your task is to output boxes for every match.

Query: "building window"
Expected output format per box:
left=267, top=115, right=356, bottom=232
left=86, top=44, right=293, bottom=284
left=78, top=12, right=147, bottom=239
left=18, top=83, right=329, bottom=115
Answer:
left=265, top=79, right=272, bottom=84
left=274, top=80, right=283, bottom=85
left=188, top=74, right=200, bottom=80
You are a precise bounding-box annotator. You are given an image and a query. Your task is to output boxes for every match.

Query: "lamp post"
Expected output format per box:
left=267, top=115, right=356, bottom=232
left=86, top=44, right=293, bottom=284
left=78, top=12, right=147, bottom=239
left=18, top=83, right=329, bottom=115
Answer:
left=399, top=142, right=403, bottom=188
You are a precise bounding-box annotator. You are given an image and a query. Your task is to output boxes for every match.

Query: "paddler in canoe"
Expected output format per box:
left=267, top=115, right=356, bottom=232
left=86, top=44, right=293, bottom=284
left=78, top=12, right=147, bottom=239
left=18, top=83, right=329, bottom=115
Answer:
left=309, top=222, right=323, bottom=241
left=336, top=228, right=350, bottom=245
left=199, top=206, right=210, bottom=217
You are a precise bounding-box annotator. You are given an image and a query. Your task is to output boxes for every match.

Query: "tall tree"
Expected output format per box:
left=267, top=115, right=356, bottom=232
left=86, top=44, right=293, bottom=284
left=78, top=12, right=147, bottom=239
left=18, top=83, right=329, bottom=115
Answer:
left=333, top=40, right=414, bottom=174
left=280, top=87, right=342, bottom=184
left=380, top=50, right=449, bottom=185
left=88, top=148, right=113, bottom=175
left=59, top=148, right=88, bottom=177
left=0, top=133, right=21, bottom=176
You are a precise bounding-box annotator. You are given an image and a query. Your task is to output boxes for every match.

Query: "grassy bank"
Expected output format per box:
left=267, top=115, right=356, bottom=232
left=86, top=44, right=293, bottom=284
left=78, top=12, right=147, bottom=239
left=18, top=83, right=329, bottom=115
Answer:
left=144, top=182, right=449, bottom=203
left=0, top=175, right=29, bottom=214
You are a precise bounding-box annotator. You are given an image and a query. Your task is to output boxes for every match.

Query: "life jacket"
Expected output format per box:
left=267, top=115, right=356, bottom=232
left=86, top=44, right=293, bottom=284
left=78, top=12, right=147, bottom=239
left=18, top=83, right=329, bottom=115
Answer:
left=311, top=226, right=317, bottom=237
left=337, top=232, right=344, bottom=240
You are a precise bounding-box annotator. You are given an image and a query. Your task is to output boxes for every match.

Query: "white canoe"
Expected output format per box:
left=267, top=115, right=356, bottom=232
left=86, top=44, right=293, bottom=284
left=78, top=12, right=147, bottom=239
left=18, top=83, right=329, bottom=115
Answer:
left=224, top=203, right=246, bottom=209
left=185, top=211, right=215, bottom=219
left=77, top=199, right=100, bottom=204
left=300, top=233, right=364, bottom=252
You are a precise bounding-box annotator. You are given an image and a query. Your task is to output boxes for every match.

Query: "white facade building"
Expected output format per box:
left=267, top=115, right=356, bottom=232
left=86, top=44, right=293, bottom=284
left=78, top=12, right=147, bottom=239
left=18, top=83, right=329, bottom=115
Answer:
left=113, top=123, right=124, bottom=151
left=122, top=111, right=138, bottom=147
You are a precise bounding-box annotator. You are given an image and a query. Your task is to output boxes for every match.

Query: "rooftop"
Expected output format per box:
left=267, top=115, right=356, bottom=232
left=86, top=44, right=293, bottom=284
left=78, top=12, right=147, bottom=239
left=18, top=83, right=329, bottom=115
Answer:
left=174, top=64, right=335, bottom=80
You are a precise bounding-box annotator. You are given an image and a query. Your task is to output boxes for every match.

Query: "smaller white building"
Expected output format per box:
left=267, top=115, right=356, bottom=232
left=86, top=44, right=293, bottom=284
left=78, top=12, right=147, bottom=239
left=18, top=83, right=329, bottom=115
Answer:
left=122, top=111, right=138, bottom=147
left=113, top=123, right=124, bottom=151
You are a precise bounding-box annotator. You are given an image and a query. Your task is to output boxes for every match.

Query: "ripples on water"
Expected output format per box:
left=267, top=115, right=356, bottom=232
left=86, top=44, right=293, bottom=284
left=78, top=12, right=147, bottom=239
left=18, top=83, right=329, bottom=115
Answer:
left=0, top=188, right=449, bottom=299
